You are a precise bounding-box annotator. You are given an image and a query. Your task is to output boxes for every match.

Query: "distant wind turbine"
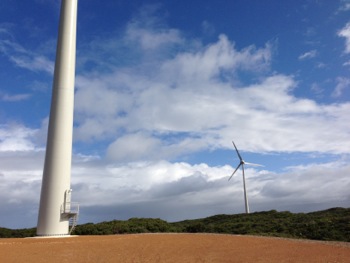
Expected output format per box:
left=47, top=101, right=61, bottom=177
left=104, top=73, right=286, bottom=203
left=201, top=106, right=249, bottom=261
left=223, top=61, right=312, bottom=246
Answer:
left=228, top=141, right=263, bottom=214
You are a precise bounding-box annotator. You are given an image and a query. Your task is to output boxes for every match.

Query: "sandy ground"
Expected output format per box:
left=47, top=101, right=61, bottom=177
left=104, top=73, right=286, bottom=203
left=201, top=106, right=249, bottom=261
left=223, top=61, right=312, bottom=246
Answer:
left=0, top=234, right=349, bottom=263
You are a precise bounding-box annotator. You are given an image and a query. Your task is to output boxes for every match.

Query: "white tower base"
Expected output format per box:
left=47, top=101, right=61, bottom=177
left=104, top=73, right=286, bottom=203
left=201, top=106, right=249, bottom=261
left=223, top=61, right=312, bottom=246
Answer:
left=36, top=0, right=79, bottom=237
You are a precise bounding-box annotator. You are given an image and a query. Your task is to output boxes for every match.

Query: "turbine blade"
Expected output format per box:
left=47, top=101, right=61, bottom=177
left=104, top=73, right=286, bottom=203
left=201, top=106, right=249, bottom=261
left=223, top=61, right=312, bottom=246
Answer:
left=228, top=163, right=242, bottom=181
left=232, top=141, right=243, bottom=161
left=244, top=161, right=264, bottom=167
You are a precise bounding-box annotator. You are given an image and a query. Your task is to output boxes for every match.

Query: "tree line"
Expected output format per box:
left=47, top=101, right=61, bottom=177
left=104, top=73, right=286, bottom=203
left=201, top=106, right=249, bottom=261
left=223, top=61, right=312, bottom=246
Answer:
left=1, top=207, right=349, bottom=242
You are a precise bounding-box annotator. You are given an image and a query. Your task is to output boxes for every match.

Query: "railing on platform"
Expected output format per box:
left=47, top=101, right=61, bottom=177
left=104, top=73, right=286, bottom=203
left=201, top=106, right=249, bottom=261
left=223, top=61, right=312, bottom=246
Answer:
left=61, top=202, right=79, bottom=234
left=61, top=202, right=79, bottom=215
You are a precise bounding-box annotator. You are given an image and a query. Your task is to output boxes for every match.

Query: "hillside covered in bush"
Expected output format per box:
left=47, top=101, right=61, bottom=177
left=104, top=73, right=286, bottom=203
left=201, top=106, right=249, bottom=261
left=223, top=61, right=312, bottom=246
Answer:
left=1, top=207, right=349, bottom=242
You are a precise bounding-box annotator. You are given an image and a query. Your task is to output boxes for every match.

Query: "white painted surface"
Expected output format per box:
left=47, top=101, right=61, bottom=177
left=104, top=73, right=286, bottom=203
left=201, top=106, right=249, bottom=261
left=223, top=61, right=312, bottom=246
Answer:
left=37, top=0, right=78, bottom=236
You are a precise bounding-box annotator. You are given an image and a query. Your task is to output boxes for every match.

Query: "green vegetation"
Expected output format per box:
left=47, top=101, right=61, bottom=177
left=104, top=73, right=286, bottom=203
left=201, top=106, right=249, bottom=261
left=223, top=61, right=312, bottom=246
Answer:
left=1, top=207, right=349, bottom=242
left=74, top=218, right=177, bottom=235
left=0, top=227, right=36, bottom=238
left=172, top=208, right=350, bottom=242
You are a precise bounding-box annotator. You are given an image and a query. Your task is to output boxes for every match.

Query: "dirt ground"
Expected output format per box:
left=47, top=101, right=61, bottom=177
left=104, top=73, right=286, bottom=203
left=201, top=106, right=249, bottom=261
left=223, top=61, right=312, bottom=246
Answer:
left=0, top=234, right=349, bottom=263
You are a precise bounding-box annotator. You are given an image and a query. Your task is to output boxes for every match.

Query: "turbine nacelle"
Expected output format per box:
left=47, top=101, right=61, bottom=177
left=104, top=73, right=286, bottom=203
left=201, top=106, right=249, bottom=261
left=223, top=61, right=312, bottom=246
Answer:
left=228, top=142, right=263, bottom=181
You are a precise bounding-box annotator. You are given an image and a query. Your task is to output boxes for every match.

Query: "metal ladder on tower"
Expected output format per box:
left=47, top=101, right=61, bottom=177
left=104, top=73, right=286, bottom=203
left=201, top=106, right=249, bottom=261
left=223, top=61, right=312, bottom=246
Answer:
left=61, top=203, right=79, bottom=235
left=69, top=213, right=78, bottom=235
left=62, top=189, right=79, bottom=235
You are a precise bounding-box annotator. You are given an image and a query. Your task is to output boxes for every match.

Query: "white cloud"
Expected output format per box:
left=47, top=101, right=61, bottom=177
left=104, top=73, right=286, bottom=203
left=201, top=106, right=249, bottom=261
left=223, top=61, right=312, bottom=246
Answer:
left=316, top=62, right=326, bottom=68
left=0, top=39, right=54, bottom=74
left=332, top=77, right=350, bottom=97
left=201, top=21, right=215, bottom=36
left=338, top=22, right=350, bottom=53
left=259, top=160, right=350, bottom=207
left=126, top=23, right=183, bottom=50
left=64, top=155, right=350, bottom=220
left=124, top=4, right=184, bottom=51
left=298, top=50, right=317, bottom=60
left=0, top=23, right=14, bottom=38
left=0, top=148, right=44, bottom=228
left=74, top=34, right=275, bottom=152
left=0, top=124, right=40, bottom=152
left=0, top=118, right=349, bottom=228
left=310, top=82, right=324, bottom=98
left=74, top=54, right=350, bottom=155
left=9, top=55, right=54, bottom=74
left=2, top=139, right=349, bottom=228
left=1, top=93, right=31, bottom=102
left=338, top=0, right=350, bottom=12
left=106, top=133, right=163, bottom=162
left=74, top=15, right=274, bottom=155
left=159, top=35, right=271, bottom=83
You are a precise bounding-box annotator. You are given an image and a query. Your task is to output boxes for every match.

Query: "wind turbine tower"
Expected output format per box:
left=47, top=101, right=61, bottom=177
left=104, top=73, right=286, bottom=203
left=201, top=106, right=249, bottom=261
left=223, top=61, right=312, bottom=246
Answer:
left=228, top=141, right=262, bottom=214
left=37, top=0, right=79, bottom=236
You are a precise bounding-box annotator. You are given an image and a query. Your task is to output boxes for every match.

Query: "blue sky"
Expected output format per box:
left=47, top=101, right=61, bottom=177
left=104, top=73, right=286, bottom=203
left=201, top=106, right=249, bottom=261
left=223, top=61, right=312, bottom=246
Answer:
left=1, top=0, right=350, bottom=229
